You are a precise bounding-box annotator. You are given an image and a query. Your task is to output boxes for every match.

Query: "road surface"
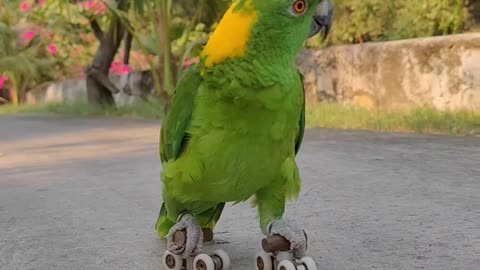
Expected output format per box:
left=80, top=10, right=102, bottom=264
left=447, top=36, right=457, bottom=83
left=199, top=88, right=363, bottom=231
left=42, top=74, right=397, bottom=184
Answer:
left=0, top=114, right=479, bottom=270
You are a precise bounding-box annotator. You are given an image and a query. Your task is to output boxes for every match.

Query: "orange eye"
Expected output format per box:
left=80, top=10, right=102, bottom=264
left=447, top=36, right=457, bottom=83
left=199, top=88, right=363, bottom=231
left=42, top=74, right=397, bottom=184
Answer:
left=292, top=0, right=307, bottom=14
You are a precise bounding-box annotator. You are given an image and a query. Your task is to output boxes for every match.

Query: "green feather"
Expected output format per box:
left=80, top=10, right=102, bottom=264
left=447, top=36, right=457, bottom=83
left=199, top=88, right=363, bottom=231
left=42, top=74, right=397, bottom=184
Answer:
left=296, top=72, right=306, bottom=154
left=159, top=65, right=201, bottom=163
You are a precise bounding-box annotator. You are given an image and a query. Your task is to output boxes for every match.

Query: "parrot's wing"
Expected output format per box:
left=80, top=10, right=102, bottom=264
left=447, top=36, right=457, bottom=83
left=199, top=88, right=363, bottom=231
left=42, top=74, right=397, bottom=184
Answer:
left=295, top=71, right=306, bottom=155
left=160, top=66, right=202, bottom=163
left=157, top=67, right=224, bottom=237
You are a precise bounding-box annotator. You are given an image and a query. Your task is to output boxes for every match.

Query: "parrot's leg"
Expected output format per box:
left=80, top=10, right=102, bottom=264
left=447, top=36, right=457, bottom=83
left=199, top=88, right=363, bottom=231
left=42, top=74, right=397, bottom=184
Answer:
left=159, top=193, right=204, bottom=256
left=166, top=212, right=203, bottom=256
left=160, top=202, right=231, bottom=270
left=156, top=203, right=219, bottom=243
left=256, top=185, right=308, bottom=259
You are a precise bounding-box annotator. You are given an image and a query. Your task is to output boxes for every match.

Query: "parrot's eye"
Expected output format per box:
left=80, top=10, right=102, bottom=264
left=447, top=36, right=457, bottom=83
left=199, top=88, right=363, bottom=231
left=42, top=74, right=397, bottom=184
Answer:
left=290, top=0, right=308, bottom=15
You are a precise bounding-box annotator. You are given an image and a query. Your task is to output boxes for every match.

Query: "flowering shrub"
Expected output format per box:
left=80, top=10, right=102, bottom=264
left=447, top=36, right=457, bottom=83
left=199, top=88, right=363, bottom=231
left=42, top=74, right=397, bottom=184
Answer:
left=0, top=0, right=71, bottom=104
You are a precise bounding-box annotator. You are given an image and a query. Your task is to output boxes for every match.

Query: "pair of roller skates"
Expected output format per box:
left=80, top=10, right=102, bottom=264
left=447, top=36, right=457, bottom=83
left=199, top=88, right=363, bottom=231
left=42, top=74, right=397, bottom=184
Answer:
left=162, top=229, right=317, bottom=270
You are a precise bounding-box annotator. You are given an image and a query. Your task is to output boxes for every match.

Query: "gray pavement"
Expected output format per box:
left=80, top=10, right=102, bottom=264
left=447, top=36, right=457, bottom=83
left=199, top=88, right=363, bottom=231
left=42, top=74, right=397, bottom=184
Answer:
left=0, top=114, right=479, bottom=270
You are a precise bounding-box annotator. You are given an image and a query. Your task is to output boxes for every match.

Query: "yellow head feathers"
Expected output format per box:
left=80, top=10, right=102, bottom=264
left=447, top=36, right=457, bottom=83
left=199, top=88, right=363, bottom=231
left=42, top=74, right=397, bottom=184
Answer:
left=201, top=0, right=258, bottom=68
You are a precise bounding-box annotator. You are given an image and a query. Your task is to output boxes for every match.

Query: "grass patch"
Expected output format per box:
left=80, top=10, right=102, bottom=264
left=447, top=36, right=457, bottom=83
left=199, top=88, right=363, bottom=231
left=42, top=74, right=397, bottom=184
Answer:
left=1, top=101, right=479, bottom=135
left=0, top=98, right=165, bottom=120
left=306, top=103, right=480, bottom=135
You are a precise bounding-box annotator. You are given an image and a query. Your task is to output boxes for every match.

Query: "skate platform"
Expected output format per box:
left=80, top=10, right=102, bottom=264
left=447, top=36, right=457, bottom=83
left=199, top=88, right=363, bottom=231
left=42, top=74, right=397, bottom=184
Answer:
left=0, top=114, right=479, bottom=270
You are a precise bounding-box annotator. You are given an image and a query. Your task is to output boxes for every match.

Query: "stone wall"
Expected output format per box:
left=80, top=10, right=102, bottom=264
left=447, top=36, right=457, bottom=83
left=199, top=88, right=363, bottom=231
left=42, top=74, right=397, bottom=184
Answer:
left=297, top=33, right=480, bottom=111
left=26, top=70, right=154, bottom=107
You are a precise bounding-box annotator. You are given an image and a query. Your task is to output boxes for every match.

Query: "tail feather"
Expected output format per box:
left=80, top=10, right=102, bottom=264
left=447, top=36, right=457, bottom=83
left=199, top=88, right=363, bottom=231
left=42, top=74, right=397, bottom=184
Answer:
left=155, top=203, right=174, bottom=238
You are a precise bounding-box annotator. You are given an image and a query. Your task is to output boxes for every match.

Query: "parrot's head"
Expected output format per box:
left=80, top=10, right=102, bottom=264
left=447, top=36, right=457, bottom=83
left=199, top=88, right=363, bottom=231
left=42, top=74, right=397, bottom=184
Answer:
left=201, top=0, right=333, bottom=69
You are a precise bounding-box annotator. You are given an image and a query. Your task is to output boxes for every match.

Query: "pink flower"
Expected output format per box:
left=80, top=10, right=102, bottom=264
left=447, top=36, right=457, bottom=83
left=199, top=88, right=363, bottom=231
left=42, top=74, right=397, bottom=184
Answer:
left=84, top=1, right=96, bottom=9
left=109, top=62, right=131, bottom=75
left=47, top=44, right=58, bottom=55
left=37, top=0, right=45, bottom=5
left=94, top=2, right=108, bottom=14
left=46, top=31, right=53, bottom=38
left=0, top=76, right=8, bottom=89
left=183, top=57, right=199, bottom=67
left=122, top=65, right=131, bottom=74
left=109, top=61, right=120, bottom=72
left=84, top=1, right=108, bottom=15
left=22, top=31, right=36, bottom=44
left=20, top=2, right=30, bottom=12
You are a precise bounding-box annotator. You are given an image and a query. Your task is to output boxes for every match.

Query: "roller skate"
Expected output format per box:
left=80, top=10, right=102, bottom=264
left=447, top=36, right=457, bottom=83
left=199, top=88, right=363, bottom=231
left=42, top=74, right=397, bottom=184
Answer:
left=254, top=234, right=317, bottom=270
left=162, top=214, right=230, bottom=270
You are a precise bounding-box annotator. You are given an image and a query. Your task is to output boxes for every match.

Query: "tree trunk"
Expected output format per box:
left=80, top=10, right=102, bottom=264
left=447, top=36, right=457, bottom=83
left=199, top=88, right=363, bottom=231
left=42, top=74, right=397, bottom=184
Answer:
left=10, top=87, right=18, bottom=107
left=86, top=0, right=129, bottom=107
left=158, top=0, right=175, bottom=96
left=8, top=75, right=19, bottom=106
left=124, top=32, right=133, bottom=65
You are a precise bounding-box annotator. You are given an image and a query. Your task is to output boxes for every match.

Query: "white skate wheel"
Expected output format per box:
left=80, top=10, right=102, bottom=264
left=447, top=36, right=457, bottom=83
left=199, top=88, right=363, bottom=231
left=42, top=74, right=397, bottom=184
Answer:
left=194, top=253, right=215, bottom=270
left=299, top=257, right=317, bottom=270
left=213, top=249, right=230, bottom=270
left=162, top=250, right=183, bottom=270
left=255, top=251, right=273, bottom=270
left=277, top=260, right=296, bottom=270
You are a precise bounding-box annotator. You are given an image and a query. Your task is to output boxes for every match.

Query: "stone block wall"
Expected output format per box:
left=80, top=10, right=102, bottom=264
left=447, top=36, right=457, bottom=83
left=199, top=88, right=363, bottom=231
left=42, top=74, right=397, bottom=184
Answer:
left=26, top=70, right=154, bottom=107
left=298, top=33, right=480, bottom=111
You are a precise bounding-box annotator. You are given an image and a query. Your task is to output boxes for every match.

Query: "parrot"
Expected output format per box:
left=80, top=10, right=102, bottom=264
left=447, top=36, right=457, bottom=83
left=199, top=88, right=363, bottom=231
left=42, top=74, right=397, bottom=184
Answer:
left=156, top=0, right=333, bottom=259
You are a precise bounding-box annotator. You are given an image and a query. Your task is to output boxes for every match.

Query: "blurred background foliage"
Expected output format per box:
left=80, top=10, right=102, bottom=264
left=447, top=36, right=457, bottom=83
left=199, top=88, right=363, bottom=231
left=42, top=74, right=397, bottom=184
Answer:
left=306, top=0, right=476, bottom=46
left=0, top=0, right=478, bottom=105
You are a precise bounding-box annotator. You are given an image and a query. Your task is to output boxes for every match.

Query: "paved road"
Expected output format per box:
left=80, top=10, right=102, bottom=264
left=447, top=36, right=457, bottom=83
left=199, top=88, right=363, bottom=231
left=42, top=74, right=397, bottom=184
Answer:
left=0, top=114, right=479, bottom=270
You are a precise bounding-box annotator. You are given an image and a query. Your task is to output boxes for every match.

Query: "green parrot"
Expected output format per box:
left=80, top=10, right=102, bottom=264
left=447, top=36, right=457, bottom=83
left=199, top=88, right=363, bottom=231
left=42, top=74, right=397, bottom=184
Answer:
left=156, top=0, right=333, bottom=258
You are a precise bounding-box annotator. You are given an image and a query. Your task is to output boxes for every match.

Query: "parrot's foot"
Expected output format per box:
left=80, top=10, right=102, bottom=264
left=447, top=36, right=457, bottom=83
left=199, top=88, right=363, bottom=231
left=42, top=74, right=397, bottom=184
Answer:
left=254, top=219, right=317, bottom=270
left=167, top=213, right=203, bottom=256
left=268, top=218, right=307, bottom=258
left=162, top=214, right=230, bottom=270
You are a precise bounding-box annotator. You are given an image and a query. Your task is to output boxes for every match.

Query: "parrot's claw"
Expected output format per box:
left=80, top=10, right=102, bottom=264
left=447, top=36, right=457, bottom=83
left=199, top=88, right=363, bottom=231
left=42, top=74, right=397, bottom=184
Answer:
left=267, top=218, right=307, bottom=259
left=254, top=219, right=317, bottom=270
left=163, top=214, right=231, bottom=269
left=167, top=213, right=203, bottom=256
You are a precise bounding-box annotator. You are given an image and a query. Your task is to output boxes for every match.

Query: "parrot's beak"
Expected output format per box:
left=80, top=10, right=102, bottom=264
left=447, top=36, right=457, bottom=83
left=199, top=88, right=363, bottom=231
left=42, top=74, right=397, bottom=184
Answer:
left=308, top=0, right=333, bottom=40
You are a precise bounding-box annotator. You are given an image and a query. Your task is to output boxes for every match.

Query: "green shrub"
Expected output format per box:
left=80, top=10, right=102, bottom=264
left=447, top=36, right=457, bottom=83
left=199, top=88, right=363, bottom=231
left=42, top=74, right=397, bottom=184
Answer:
left=308, top=0, right=468, bottom=46
left=386, top=0, right=465, bottom=40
